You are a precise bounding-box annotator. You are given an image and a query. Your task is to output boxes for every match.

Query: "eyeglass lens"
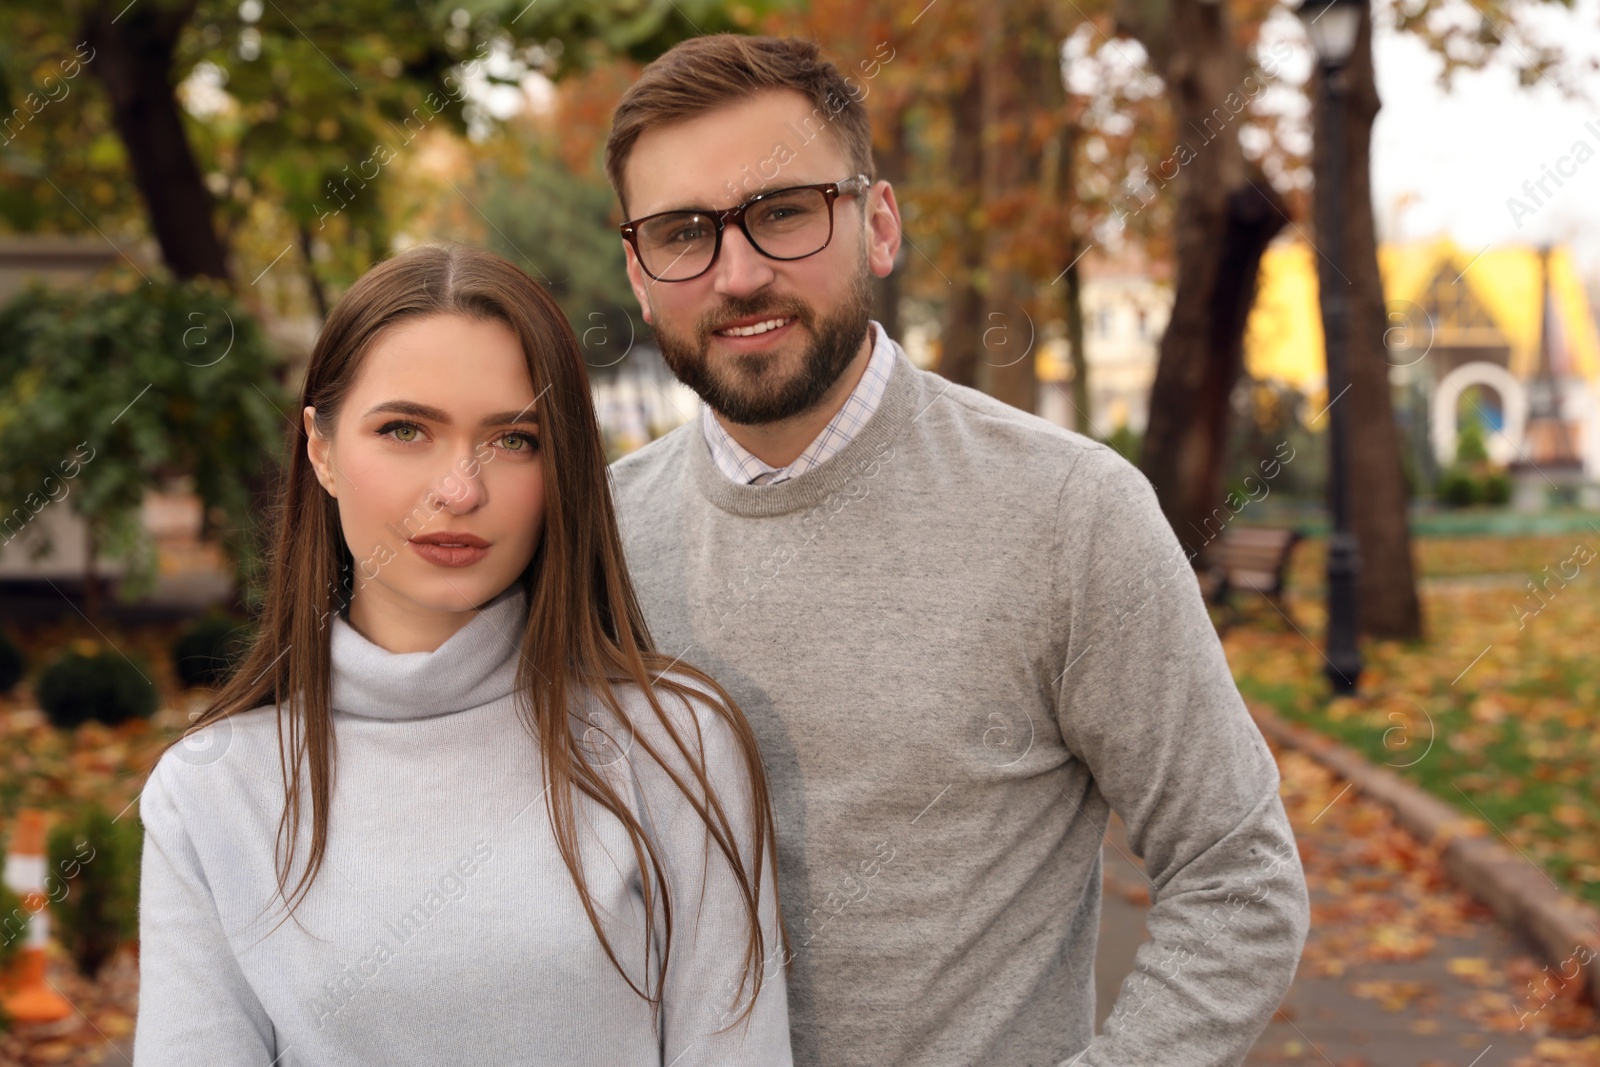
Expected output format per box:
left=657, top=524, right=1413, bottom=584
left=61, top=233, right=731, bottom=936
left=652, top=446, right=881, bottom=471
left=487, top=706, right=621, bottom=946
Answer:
left=634, top=187, right=834, bottom=280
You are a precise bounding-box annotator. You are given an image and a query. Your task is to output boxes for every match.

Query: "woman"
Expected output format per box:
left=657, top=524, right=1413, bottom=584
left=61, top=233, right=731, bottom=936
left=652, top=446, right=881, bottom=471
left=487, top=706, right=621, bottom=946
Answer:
left=133, top=244, right=791, bottom=1065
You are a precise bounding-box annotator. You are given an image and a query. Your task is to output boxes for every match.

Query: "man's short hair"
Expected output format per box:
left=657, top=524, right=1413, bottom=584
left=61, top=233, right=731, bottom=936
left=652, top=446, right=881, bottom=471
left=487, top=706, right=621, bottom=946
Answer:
left=604, top=34, right=876, bottom=217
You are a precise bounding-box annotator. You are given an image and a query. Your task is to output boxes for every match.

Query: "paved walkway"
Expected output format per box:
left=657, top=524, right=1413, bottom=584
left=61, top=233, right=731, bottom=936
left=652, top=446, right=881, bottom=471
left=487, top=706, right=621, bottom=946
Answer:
left=1096, top=737, right=1600, bottom=1066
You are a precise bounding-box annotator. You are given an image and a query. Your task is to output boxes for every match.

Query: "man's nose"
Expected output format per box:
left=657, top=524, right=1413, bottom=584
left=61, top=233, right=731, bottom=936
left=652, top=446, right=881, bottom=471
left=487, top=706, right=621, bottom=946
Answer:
left=711, top=224, right=777, bottom=298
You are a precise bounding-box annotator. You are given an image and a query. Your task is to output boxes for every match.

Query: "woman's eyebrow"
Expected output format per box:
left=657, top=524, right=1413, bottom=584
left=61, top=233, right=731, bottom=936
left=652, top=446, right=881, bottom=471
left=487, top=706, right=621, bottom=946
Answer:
left=362, top=400, right=540, bottom=426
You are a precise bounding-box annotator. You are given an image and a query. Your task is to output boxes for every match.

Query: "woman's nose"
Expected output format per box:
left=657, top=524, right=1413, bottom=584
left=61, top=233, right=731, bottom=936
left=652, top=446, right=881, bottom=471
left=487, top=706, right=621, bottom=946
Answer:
left=432, top=454, right=488, bottom=513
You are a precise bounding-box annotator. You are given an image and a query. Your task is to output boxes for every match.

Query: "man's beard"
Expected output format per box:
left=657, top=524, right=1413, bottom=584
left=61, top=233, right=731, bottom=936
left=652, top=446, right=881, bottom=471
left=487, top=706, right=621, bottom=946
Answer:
left=650, top=253, right=873, bottom=426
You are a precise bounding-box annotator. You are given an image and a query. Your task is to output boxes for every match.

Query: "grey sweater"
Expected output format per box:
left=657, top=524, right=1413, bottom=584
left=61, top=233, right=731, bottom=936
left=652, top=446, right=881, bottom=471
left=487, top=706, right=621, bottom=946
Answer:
left=609, top=341, right=1310, bottom=1067
left=133, top=583, right=791, bottom=1066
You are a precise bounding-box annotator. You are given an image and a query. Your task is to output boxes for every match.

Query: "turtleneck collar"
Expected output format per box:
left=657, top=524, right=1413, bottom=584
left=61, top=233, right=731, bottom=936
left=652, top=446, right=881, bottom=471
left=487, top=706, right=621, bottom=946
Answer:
left=329, top=584, right=528, bottom=720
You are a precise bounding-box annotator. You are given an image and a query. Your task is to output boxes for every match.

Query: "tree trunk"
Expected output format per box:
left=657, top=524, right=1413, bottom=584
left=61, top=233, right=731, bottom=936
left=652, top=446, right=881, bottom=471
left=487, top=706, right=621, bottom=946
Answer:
left=299, top=223, right=331, bottom=321
left=977, top=0, right=1053, bottom=414
left=83, top=0, right=232, bottom=282
left=1043, top=114, right=1091, bottom=435
left=1064, top=235, right=1091, bottom=433
left=1117, top=0, right=1285, bottom=558
left=1316, top=12, right=1424, bottom=640
left=938, top=61, right=985, bottom=388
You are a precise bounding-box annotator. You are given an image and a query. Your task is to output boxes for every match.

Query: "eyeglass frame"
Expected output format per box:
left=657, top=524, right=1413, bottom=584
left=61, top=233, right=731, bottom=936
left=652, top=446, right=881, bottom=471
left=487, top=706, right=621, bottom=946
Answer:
left=618, top=174, right=872, bottom=282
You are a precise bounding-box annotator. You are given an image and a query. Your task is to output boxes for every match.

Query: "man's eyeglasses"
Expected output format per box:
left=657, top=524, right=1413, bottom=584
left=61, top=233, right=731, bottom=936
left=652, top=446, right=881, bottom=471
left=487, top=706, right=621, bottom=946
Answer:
left=619, top=175, right=870, bottom=282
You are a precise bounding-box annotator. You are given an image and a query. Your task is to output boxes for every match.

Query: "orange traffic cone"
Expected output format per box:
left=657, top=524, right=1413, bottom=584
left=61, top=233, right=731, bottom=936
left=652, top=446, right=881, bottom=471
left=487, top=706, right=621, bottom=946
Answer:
left=1, top=809, right=72, bottom=1023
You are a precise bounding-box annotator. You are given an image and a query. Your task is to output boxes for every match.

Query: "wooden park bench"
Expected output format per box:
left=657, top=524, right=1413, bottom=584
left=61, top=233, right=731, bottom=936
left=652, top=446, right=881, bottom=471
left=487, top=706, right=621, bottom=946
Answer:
left=1196, top=526, right=1303, bottom=631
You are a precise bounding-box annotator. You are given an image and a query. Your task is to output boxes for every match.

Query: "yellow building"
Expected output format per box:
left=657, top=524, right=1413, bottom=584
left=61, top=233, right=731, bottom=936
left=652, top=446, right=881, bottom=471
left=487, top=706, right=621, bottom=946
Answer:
left=1244, top=236, right=1600, bottom=477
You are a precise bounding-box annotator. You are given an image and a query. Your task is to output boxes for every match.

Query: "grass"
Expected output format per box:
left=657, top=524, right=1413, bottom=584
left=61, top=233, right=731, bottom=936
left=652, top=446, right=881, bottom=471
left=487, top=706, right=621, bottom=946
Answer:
left=1225, top=533, right=1600, bottom=908
left=1286, top=531, right=1600, bottom=595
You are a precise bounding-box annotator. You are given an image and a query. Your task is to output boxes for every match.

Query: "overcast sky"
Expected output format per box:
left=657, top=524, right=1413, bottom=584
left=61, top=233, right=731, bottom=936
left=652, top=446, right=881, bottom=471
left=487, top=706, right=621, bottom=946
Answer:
left=1367, top=0, right=1600, bottom=283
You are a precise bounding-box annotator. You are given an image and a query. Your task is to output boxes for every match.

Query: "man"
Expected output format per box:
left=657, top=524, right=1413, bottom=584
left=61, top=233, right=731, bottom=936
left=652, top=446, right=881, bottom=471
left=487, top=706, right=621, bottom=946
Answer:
left=604, top=33, right=1309, bottom=1067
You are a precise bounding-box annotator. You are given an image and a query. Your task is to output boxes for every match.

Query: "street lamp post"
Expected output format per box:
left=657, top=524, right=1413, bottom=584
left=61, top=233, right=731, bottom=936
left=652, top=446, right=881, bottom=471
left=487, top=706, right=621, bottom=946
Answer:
left=1298, top=0, right=1366, bottom=695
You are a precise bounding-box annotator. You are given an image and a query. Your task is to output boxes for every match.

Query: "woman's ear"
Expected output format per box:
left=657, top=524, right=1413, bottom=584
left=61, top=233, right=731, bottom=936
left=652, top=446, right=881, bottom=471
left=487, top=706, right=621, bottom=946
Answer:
left=304, top=405, right=336, bottom=498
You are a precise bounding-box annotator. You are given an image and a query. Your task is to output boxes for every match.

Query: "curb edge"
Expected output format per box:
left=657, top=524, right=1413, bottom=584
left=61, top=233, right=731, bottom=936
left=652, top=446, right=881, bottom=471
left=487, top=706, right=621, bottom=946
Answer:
left=1247, top=699, right=1600, bottom=1005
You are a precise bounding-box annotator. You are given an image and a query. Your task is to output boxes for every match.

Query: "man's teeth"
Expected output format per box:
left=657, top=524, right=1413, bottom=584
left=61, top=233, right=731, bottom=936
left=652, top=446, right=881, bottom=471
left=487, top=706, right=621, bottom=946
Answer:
left=716, top=317, right=791, bottom=337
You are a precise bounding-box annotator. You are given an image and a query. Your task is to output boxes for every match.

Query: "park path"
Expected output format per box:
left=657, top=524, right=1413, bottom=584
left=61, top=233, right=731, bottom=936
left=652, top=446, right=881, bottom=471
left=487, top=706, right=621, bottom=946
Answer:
left=1096, top=735, right=1600, bottom=1066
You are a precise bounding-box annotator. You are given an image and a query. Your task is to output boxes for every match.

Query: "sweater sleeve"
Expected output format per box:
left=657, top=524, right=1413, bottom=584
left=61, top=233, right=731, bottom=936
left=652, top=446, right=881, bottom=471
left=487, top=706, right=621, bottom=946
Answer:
left=623, top=681, right=794, bottom=1067
left=133, top=757, right=279, bottom=1065
left=1051, top=445, right=1311, bottom=1066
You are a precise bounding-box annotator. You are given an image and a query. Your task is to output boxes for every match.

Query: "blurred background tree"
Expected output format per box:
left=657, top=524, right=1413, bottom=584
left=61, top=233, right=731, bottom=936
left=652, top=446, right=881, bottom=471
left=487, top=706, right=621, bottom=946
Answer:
left=0, top=277, right=286, bottom=616
left=0, top=0, right=784, bottom=302
left=1, top=0, right=1592, bottom=642
left=476, top=140, right=648, bottom=366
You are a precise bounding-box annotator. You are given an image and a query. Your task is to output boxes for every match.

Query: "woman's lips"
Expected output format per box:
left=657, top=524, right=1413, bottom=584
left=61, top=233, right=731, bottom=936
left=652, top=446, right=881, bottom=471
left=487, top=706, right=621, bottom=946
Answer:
left=409, top=541, right=489, bottom=567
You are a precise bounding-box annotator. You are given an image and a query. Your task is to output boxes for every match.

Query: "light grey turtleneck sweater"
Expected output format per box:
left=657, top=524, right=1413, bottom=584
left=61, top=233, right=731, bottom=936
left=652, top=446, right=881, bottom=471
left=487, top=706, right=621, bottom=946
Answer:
left=610, top=339, right=1310, bottom=1067
left=133, top=584, right=791, bottom=1066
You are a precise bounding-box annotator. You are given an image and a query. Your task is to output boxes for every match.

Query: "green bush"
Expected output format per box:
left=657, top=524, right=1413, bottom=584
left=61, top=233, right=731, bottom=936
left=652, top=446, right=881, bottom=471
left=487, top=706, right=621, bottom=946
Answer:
left=1438, top=467, right=1480, bottom=507
left=1454, top=418, right=1491, bottom=465
left=0, top=277, right=288, bottom=608
left=172, top=612, right=254, bottom=689
left=1481, top=469, right=1512, bottom=506
left=46, top=803, right=142, bottom=979
left=0, top=628, right=23, bottom=694
left=36, top=645, right=158, bottom=729
left=1438, top=461, right=1513, bottom=509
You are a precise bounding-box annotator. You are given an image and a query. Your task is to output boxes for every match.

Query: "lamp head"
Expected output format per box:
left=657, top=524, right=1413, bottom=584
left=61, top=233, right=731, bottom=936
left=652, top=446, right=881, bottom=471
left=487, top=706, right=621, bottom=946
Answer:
left=1296, top=0, right=1365, bottom=65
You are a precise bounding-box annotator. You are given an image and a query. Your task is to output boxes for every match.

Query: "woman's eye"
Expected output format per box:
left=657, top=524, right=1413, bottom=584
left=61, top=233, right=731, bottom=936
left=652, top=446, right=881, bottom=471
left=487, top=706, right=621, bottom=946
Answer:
left=378, top=421, right=423, bottom=444
left=500, top=432, right=539, bottom=453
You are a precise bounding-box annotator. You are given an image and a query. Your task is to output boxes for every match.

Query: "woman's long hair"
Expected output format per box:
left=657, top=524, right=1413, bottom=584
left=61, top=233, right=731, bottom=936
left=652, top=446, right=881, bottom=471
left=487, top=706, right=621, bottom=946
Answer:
left=156, top=243, right=786, bottom=1028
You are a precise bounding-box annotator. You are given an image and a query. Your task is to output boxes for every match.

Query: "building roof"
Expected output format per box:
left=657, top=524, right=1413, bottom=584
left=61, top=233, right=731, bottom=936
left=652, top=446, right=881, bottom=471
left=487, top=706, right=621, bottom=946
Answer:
left=1243, top=236, right=1600, bottom=392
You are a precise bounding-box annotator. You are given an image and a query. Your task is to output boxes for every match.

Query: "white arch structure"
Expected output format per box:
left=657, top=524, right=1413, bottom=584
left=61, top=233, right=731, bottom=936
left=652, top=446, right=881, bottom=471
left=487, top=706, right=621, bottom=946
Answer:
left=1431, top=361, right=1528, bottom=467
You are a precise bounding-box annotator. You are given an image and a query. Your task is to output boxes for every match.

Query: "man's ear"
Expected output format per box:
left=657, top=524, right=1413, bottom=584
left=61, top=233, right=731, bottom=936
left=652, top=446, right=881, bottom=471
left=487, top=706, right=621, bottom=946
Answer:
left=303, top=405, right=336, bottom=498
left=622, top=241, right=654, bottom=326
left=866, top=180, right=903, bottom=280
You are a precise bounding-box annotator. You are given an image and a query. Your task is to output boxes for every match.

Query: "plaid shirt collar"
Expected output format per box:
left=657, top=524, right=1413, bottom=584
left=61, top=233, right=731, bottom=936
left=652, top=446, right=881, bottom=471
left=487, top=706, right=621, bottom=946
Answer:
left=700, top=320, right=895, bottom=487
